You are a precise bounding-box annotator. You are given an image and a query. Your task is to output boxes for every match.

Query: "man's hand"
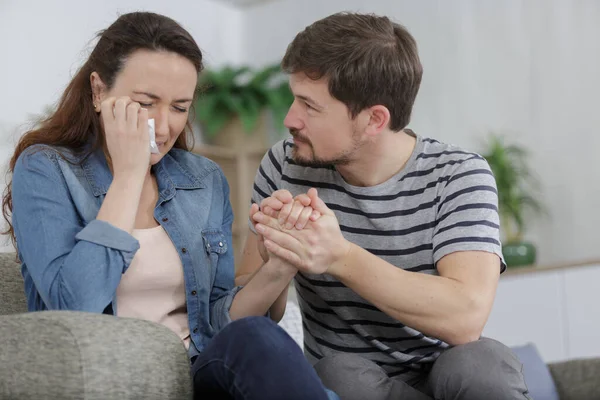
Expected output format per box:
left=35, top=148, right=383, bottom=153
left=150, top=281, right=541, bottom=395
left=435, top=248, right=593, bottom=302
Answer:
left=252, top=188, right=351, bottom=275
left=251, top=189, right=321, bottom=262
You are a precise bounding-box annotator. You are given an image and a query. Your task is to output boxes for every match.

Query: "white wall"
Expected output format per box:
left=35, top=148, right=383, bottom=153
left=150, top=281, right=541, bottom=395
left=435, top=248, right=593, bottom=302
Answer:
left=240, top=0, right=600, bottom=266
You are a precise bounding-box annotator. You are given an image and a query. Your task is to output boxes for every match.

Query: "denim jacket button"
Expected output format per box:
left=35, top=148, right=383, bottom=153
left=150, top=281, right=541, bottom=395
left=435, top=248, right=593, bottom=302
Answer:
left=162, top=217, right=168, bottom=222
left=181, top=247, right=187, bottom=253
left=191, top=290, right=197, bottom=296
left=193, top=328, right=198, bottom=333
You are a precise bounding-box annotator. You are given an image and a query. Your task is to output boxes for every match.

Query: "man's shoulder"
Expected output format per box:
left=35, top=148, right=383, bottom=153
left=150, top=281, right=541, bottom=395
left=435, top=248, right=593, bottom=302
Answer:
left=418, top=136, right=484, bottom=162
left=415, top=136, right=491, bottom=177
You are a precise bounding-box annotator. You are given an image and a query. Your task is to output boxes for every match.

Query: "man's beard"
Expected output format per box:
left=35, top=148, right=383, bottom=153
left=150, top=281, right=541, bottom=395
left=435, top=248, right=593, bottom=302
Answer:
left=289, top=129, right=361, bottom=168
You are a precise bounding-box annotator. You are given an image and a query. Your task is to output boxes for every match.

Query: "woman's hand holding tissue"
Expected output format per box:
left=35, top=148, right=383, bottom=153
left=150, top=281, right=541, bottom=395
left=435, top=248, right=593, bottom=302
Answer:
left=100, top=96, right=151, bottom=178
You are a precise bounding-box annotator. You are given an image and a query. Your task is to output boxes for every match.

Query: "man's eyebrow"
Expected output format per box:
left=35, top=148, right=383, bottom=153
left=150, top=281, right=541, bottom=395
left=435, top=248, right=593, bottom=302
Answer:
left=133, top=91, right=193, bottom=103
left=296, top=94, right=323, bottom=109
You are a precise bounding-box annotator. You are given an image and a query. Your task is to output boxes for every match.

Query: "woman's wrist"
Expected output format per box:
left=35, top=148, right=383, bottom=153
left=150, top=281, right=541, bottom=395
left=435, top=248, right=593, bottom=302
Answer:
left=263, top=256, right=298, bottom=280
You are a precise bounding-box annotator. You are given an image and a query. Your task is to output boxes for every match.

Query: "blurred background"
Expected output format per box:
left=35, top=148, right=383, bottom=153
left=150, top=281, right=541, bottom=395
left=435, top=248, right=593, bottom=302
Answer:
left=1, top=0, right=599, bottom=370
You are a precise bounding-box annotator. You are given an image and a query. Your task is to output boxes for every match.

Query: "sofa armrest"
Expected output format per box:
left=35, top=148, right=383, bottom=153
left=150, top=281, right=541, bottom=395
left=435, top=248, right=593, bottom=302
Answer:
left=548, top=358, right=600, bottom=400
left=0, top=311, right=192, bottom=400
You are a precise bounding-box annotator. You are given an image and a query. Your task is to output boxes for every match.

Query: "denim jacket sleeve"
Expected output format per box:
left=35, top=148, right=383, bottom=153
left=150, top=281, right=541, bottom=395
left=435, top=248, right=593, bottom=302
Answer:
left=12, top=148, right=139, bottom=312
left=208, top=171, right=243, bottom=331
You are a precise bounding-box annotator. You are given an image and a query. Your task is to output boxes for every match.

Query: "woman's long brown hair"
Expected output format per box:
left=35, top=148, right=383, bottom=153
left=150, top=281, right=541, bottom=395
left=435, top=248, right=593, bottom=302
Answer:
left=3, top=12, right=204, bottom=249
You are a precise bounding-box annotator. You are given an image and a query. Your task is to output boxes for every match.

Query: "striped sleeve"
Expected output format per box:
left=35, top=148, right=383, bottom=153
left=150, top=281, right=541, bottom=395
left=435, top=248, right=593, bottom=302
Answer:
left=432, top=157, right=505, bottom=271
left=251, top=140, right=287, bottom=205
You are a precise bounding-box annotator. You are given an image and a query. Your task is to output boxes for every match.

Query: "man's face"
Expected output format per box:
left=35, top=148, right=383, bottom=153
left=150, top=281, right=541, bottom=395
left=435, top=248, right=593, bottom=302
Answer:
left=284, top=73, right=367, bottom=167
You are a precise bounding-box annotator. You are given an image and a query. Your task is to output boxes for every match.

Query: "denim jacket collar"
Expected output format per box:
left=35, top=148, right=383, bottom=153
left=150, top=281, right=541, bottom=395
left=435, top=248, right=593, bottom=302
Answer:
left=82, top=149, right=206, bottom=197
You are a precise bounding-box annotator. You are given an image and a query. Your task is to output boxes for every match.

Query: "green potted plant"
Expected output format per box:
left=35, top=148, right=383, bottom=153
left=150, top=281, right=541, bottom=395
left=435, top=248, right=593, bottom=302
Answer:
left=194, top=64, right=293, bottom=149
left=481, top=134, right=546, bottom=267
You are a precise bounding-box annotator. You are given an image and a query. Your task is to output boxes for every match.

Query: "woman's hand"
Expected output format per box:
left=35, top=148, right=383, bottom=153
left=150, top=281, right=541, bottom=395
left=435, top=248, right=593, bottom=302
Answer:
left=100, top=96, right=151, bottom=178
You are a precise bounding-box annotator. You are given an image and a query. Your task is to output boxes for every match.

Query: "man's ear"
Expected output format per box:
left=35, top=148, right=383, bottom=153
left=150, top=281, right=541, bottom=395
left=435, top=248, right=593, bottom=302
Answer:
left=364, top=105, right=391, bottom=137
left=90, top=72, right=106, bottom=111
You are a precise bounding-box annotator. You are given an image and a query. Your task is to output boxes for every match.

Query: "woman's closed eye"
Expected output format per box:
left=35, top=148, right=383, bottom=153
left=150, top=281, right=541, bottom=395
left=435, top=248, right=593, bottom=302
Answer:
left=136, top=101, right=187, bottom=113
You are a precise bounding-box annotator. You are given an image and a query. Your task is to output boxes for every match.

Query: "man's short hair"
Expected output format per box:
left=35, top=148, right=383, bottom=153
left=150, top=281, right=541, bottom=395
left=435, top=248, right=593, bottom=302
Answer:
left=282, top=12, right=423, bottom=131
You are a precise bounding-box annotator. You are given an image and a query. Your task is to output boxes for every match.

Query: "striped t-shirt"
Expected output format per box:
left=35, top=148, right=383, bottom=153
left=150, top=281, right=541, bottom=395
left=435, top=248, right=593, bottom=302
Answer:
left=251, top=132, right=504, bottom=379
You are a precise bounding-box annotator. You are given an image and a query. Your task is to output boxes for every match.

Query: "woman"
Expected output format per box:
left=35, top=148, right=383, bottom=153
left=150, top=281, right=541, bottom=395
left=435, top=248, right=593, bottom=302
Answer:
left=4, top=11, right=337, bottom=400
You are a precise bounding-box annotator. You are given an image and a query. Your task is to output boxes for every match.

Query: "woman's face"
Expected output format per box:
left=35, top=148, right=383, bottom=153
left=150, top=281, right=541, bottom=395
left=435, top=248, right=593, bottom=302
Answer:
left=93, top=49, right=198, bottom=165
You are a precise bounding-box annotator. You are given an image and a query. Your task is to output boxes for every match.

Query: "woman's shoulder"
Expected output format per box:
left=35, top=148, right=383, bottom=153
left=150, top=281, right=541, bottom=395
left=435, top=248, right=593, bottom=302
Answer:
left=12, top=145, right=92, bottom=199
left=15, top=144, right=82, bottom=173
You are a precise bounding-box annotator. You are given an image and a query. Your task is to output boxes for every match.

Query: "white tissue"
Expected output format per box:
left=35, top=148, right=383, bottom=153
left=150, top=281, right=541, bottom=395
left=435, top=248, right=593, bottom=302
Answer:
left=148, top=119, right=160, bottom=154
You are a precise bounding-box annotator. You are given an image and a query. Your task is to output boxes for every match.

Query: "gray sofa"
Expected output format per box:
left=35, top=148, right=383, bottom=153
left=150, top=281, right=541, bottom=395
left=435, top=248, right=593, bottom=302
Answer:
left=0, top=252, right=193, bottom=399
left=1, top=252, right=599, bottom=399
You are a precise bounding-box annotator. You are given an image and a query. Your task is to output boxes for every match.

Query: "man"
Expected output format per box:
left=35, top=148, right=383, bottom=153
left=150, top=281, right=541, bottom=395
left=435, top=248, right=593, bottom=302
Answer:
left=237, top=12, right=530, bottom=400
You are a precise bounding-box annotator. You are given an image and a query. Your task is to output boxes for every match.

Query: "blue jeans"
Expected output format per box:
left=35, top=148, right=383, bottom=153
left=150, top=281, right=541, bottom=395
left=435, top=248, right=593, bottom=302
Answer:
left=191, top=316, right=339, bottom=400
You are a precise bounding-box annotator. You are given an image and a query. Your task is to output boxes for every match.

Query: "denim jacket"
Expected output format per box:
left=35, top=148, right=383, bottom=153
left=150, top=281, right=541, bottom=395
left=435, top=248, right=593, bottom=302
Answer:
left=12, top=144, right=240, bottom=358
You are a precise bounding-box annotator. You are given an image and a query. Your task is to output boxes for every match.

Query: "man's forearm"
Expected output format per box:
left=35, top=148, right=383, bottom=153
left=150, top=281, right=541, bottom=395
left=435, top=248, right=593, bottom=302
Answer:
left=229, top=258, right=297, bottom=321
left=329, top=243, right=489, bottom=345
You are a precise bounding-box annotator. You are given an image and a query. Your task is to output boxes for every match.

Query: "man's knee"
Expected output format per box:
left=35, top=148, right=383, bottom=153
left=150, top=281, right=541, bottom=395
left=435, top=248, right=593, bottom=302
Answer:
left=314, top=353, right=384, bottom=384
left=314, top=353, right=391, bottom=400
left=430, top=338, right=529, bottom=400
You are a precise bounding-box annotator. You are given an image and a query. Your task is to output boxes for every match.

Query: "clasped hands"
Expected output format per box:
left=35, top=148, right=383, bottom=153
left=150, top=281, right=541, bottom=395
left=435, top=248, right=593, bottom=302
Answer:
left=250, top=188, right=351, bottom=276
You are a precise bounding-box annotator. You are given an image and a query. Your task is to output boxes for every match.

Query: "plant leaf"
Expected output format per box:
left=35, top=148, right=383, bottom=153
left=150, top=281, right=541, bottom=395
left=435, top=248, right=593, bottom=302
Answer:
left=239, top=91, right=262, bottom=133
left=195, top=94, right=219, bottom=123
left=481, top=133, right=547, bottom=236
left=194, top=63, right=292, bottom=137
left=250, top=64, right=281, bottom=87
left=265, top=85, right=293, bottom=132
left=204, top=108, right=230, bottom=138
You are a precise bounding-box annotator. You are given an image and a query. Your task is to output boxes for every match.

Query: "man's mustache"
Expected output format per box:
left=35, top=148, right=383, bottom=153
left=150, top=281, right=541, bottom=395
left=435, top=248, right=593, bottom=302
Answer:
left=289, top=129, right=311, bottom=144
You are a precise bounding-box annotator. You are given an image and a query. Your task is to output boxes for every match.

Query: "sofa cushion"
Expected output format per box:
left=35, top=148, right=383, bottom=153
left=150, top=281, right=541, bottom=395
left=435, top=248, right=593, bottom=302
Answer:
left=512, top=343, right=559, bottom=400
left=549, top=357, right=600, bottom=400
left=0, top=311, right=193, bottom=399
left=0, top=252, right=27, bottom=315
